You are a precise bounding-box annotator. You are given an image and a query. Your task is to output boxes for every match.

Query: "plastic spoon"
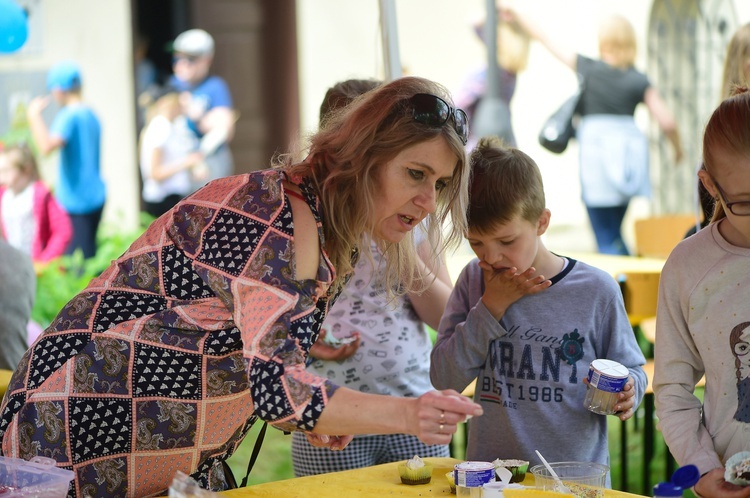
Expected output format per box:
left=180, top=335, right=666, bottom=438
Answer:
left=535, top=450, right=571, bottom=494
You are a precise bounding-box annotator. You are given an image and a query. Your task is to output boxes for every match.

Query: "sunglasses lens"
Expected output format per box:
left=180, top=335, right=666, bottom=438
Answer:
left=412, top=93, right=450, bottom=127
left=173, top=55, right=198, bottom=64
left=454, top=109, right=469, bottom=145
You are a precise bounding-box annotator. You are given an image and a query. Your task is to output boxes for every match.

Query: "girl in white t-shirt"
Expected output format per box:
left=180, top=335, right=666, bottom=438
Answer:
left=139, top=89, right=206, bottom=218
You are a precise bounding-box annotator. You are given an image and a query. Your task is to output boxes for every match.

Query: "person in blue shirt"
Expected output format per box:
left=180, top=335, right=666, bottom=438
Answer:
left=26, top=61, right=105, bottom=259
left=169, top=29, right=236, bottom=190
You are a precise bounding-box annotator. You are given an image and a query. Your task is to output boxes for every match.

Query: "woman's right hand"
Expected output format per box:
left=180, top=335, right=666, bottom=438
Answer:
left=407, top=390, right=483, bottom=446
left=694, top=468, right=750, bottom=498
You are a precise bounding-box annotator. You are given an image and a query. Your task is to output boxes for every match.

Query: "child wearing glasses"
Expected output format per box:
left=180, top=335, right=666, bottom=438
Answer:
left=430, top=137, right=646, bottom=477
left=654, top=87, right=750, bottom=498
left=0, top=76, right=481, bottom=497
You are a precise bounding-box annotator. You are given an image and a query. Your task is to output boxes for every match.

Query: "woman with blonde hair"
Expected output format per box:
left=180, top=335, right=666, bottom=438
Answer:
left=721, top=22, right=750, bottom=100
left=503, top=6, right=684, bottom=255
left=455, top=9, right=530, bottom=149
left=0, top=76, right=481, bottom=497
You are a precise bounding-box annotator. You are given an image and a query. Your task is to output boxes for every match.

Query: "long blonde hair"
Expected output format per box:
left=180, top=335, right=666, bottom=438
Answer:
left=498, top=20, right=530, bottom=73
left=721, top=23, right=750, bottom=100
left=280, top=76, right=470, bottom=297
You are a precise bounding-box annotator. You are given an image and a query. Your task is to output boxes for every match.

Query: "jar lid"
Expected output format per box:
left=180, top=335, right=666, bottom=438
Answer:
left=653, top=483, right=683, bottom=496
left=590, top=359, right=629, bottom=378
left=671, top=464, right=700, bottom=488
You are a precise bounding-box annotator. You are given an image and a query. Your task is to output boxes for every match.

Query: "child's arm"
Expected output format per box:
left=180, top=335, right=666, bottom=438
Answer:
left=500, top=2, right=577, bottom=70
left=429, top=271, right=490, bottom=392
left=653, top=259, right=721, bottom=477
left=26, top=96, right=65, bottom=156
left=38, top=189, right=72, bottom=262
left=644, top=87, right=684, bottom=164
left=407, top=238, right=453, bottom=331
left=593, top=274, right=648, bottom=418
left=148, top=147, right=204, bottom=182
left=430, top=262, right=541, bottom=392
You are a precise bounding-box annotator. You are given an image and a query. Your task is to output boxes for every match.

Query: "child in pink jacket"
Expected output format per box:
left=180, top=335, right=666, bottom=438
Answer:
left=0, top=143, right=72, bottom=266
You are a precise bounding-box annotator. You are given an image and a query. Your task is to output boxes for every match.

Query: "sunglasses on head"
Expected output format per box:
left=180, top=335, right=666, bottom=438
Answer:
left=409, top=93, right=469, bottom=145
left=172, top=54, right=201, bottom=65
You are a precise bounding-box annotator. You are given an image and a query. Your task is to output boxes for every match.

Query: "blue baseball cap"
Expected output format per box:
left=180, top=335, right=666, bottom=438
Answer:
left=46, top=61, right=82, bottom=91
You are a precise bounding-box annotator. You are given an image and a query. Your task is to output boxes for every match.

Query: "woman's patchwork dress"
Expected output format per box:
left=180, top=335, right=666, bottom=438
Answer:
left=0, top=170, right=341, bottom=497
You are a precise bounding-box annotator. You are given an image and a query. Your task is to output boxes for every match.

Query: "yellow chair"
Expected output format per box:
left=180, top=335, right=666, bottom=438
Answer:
left=0, top=369, right=13, bottom=398
left=633, top=214, right=697, bottom=259
left=619, top=270, right=660, bottom=328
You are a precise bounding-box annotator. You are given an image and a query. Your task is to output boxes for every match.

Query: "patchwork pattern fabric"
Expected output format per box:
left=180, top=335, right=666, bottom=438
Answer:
left=0, top=170, right=340, bottom=497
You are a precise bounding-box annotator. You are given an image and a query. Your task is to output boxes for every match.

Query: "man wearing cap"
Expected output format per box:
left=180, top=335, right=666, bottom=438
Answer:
left=169, top=28, right=236, bottom=189
left=26, top=61, right=105, bottom=259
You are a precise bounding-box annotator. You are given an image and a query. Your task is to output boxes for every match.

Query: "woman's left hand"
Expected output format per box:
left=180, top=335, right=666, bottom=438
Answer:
left=305, top=433, right=354, bottom=451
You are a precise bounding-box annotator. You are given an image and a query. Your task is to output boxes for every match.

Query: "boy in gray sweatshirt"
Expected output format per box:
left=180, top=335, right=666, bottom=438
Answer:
left=430, top=138, right=646, bottom=477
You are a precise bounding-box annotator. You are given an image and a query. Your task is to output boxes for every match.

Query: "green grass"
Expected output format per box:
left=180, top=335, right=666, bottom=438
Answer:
left=226, top=423, right=295, bottom=486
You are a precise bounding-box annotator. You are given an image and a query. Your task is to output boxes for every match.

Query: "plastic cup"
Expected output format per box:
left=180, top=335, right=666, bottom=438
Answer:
left=530, top=461, right=609, bottom=498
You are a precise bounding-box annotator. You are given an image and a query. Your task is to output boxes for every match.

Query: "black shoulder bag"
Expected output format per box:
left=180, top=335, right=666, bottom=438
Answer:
left=538, top=74, right=584, bottom=154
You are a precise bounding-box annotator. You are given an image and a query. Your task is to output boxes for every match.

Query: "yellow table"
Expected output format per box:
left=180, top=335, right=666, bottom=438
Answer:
left=0, top=369, right=13, bottom=399
left=563, top=252, right=665, bottom=277
left=223, top=458, right=648, bottom=497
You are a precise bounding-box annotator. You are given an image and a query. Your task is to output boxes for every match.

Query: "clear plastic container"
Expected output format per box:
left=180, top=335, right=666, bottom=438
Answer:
left=583, top=359, right=629, bottom=415
left=530, top=461, right=609, bottom=498
left=0, top=456, right=74, bottom=498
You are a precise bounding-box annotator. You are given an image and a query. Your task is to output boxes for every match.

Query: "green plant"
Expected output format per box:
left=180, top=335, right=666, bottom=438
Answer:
left=32, top=212, right=153, bottom=327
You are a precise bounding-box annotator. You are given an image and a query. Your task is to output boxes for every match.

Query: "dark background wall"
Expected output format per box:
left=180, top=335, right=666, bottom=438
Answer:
left=133, top=0, right=299, bottom=174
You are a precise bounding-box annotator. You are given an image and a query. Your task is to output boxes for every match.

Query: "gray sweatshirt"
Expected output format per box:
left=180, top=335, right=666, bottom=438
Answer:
left=0, top=240, right=35, bottom=370
left=431, top=257, right=646, bottom=473
left=654, top=222, right=750, bottom=475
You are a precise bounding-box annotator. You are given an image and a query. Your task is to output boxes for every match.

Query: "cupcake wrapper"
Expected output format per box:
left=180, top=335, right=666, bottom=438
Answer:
left=399, top=463, right=433, bottom=485
left=725, top=451, right=750, bottom=486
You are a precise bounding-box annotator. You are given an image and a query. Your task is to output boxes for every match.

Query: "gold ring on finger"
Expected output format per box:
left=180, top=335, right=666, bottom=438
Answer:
left=439, top=424, right=444, bottom=432
left=440, top=411, right=446, bottom=424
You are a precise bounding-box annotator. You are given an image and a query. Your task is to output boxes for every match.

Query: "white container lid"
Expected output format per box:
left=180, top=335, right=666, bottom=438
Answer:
left=591, top=359, right=629, bottom=379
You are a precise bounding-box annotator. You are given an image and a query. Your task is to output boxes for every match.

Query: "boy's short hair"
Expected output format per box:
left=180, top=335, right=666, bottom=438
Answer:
left=319, top=79, right=381, bottom=125
left=468, top=136, right=545, bottom=232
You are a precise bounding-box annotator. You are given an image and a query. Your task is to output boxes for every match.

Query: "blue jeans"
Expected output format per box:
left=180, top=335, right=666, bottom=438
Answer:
left=65, top=205, right=104, bottom=259
left=586, top=205, right=629, bottom=255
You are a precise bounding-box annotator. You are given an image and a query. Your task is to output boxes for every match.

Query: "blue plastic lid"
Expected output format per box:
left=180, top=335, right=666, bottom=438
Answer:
left=671, top=464, right=700, bottom=489
left=653, top=464, right=701, bottom=497
left=653, top=482, right=683, bottom=496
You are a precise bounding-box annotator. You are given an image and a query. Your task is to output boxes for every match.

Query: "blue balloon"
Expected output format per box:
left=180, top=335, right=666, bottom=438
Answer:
left=0, top=0, right=28, bottom=54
